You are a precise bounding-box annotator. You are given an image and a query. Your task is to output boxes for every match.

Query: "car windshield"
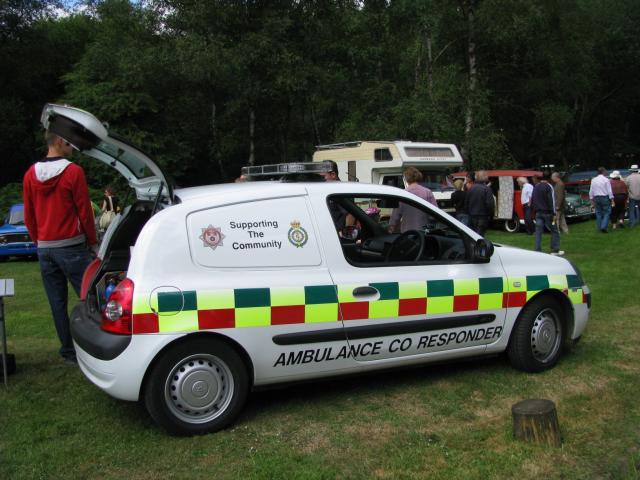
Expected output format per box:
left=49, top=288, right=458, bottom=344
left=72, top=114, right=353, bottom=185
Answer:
left=7, top=208, right=24, bottom=225
left=567, top=170, right=598, bottom=182
left=418, top=170, right=455, bottom=192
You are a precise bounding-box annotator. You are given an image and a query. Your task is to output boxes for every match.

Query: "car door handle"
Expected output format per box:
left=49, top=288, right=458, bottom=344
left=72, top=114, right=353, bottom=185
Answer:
left=352, top=286, right=379, bottom=297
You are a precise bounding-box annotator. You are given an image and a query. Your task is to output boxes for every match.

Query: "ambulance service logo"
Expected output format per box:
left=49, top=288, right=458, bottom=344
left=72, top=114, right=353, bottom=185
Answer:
left=200, top=225, right=225, bottom=250
left=288, top=220, right=308, bottom=248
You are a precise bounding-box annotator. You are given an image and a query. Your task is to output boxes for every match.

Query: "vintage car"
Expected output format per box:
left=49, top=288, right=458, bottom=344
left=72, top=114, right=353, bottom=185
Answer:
left=41, top=104, right=591, bottom=436
left=0, top=204, right=37, bottom=260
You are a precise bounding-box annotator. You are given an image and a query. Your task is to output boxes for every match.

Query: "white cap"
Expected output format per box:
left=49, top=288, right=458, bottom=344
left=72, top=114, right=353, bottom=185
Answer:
left=609, top=170, right=621, bottom=179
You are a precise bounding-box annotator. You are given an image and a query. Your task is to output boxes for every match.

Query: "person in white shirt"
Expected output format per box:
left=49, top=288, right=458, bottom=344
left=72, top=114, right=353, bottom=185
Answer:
left=517, top=177, right=534, bottom=234
left=589, top=167, right=614, bottom=233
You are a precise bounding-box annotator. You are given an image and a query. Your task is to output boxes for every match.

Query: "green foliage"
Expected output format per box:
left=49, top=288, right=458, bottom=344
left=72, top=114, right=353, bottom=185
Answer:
left=0, top=182, right=24, bottom=218
left=2, top=0, right=640, bottom=188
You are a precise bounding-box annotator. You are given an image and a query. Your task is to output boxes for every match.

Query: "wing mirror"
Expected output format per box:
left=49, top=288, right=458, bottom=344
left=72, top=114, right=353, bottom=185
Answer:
left=474, top=238, right=494, bottom=262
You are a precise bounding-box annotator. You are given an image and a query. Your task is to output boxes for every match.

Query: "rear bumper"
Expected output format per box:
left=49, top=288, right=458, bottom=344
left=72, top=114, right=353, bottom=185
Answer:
left=70, top=301, right=131, bottom=360
left=71, top=301, right=179, bottom=401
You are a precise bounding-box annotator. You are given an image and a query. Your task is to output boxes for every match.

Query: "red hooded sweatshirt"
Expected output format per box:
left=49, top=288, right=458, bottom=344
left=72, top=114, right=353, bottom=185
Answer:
left=23, top=157, right=97, bottom=247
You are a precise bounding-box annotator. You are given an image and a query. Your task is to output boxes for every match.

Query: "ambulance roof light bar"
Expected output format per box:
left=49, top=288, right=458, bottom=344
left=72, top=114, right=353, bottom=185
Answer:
left=241, top=161, right=331, bottom=181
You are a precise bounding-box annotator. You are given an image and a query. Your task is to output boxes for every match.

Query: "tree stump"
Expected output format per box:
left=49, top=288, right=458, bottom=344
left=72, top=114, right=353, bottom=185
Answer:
left=512, top=399, right=562, bottom=447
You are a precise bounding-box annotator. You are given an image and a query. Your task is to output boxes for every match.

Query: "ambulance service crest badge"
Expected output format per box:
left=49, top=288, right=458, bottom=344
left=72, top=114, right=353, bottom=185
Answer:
left=200, top=225, right=225, bottom=250
left=288, top=220, right=308, bottom=248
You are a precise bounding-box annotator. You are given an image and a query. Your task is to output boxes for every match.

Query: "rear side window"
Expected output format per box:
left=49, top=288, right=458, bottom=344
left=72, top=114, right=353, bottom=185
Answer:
left=187, top=197, right=322, bottom=268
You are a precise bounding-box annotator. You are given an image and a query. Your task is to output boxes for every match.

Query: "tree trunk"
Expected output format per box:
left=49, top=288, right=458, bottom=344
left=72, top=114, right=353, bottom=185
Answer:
left=310, top=103, right=321, bottom=146
left=248, top=107, right=255, bottom=166
left=426, top=27, right=434, bottom=99
left=512, top=399, right=562, bottom=447
left=211, top=102, right=226, bottom=180
left=460, top=0, right=478, bottom=166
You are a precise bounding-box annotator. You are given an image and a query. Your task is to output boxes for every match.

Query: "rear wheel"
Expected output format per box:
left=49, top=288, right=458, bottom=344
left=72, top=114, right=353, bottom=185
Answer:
left=504, top=214, right=520, bottom=233
left=144, top=337, right=249, bottom=436
left=507, top=295, right=565, bottom=372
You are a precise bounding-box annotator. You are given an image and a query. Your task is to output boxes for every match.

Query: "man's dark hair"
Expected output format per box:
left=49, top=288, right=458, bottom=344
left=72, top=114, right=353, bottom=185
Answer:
left=45, top=131, right=59, bottom=147
left=598, top=166, right=607, bottom=175
left=542, top=169, right=552, bottom=181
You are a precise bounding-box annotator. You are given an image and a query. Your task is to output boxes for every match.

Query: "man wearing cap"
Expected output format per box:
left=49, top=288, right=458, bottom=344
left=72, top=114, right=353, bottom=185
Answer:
left=320, top=160, right=348, bottom=229
left=609, top=170, right=628, bottom=229
left=625, top=165, right=640, bottom=228
left=23, top=131, right=97, bottom=364
left=589, top=167, right=614, bottom=233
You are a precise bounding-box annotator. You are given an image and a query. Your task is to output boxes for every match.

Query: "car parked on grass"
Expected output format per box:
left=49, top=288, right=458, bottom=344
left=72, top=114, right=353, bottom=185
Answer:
left=42, top=104, right=591, bottom=436
left=0, top=204, right=36, bottom=260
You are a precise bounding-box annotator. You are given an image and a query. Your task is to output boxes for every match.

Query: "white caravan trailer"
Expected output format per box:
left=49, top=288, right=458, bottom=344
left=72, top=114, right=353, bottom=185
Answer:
left=313, top=141, right=464, bottom=211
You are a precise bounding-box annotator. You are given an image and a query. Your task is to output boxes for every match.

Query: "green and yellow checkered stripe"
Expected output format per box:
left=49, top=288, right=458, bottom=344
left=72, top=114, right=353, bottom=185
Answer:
left=130, top=274, right=586, bottom=334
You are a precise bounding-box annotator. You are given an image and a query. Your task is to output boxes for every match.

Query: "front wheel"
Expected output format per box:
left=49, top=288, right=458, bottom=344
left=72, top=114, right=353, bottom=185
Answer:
left=144, top=337, right=249, bottom=436
left=504, top=214, right=520, bottom=233
left=507, top=296, right=565, bottom=372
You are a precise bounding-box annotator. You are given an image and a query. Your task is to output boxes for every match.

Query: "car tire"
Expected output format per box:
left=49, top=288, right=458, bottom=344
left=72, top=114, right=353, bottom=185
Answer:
left=504, top=214, right=520, bottom=233
left=144, top=337, right=249, bottom=436
left=507, top=295, right=565, bottom=372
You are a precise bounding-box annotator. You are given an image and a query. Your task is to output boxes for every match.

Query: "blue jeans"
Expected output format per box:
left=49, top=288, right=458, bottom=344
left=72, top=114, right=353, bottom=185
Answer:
left=456, top=213, right=469, bottom=226
left=470, top=216, right=489, bottom=236
left=629, top=199, right=640, bottom=227
left=594, top=196, right=612, bottom=231
left=523, top=205, right=534, bottom=234
left=38, top=244, right=93, bottom=359
left=535, top=213, right=560, bottom=253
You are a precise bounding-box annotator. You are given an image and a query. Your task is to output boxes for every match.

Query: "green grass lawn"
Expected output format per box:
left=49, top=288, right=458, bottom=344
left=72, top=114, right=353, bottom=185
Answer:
left=1, top=221, right=639, bottom=479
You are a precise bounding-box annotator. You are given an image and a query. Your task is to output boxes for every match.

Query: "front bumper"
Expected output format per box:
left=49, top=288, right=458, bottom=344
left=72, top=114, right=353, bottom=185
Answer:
left=571, top=285, right=590, bottom=340
left=0, top=243, right=37, bottom=257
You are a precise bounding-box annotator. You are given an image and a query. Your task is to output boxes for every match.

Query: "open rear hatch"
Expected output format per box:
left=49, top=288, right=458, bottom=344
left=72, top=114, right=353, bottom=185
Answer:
left=41, top=104, right=174, bottom=316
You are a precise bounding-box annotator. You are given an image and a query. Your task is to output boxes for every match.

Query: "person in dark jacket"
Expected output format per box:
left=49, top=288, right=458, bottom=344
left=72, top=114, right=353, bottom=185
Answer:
left=464, top=170, right=494, bottom=236
left=451, top=179, right=468, bottom=225
left=531, top=171, right=563, bottom=255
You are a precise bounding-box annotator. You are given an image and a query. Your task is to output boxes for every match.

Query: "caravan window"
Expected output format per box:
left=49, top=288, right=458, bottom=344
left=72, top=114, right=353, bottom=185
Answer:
left=374, top=148, right=393, bottom=161
left=404, top=147, right=454, bottom=158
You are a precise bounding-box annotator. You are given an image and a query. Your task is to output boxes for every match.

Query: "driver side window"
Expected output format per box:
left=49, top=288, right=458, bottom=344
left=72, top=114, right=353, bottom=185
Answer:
left=327, top=194, right=471, bottom=267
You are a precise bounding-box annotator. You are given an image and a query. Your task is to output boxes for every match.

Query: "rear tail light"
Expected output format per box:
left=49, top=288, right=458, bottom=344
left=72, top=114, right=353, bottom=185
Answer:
left=80, top=258, right=102, bottom=300
left=101, top=278, right=134, bottom=335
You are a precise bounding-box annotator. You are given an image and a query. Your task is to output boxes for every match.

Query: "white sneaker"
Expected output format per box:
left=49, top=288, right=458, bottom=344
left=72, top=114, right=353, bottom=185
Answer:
left=550, top=251, right=565, bottom=256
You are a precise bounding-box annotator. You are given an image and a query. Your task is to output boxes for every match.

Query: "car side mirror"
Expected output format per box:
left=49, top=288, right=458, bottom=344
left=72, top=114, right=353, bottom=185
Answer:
left=474, top=238, right=494, bottom=262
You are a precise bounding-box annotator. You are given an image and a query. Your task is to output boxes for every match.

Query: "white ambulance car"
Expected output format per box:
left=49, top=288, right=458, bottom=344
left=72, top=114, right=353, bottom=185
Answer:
left=42, top=105, right=591, bottom=436
left=312, top=141, right=463, bottom=211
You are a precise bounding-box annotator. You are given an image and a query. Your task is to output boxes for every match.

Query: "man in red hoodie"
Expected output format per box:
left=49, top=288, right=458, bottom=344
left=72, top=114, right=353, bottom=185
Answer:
left=23, top=131, right=97, bottom=364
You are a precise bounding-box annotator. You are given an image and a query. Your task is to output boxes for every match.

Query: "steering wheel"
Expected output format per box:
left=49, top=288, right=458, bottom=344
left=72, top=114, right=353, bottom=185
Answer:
left=441, top=245, right=464, bottom=261
left=386, top=230, right=425, bottom=262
